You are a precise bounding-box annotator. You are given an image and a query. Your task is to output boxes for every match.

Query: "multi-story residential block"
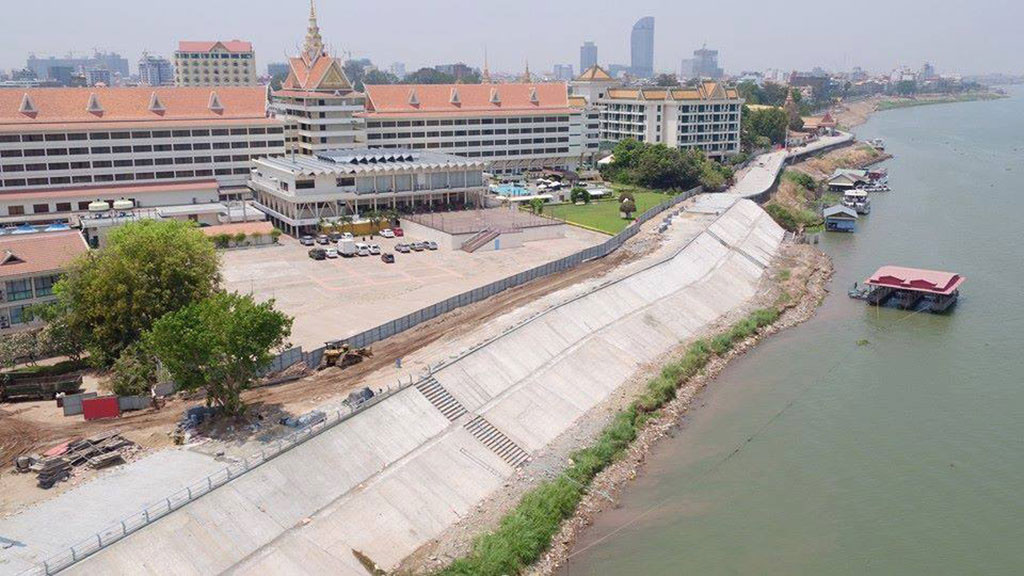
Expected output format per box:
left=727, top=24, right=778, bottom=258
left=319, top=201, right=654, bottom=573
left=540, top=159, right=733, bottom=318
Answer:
left=359, top=83, right=585, bottom=174
left=138, top=53, right=174, bottom=86
left=249, top=148, right=487, bottom=235
left=174, top=41, right=257, bottom=87
left=268, top=2, right=365, bottom=154
left=0, top=230, right=88, bottom=332
left=0, top=86, right=285, bottom=218
left=27, top=51, right=129, bottom=83
left=596, top=82, right=743, bottom=159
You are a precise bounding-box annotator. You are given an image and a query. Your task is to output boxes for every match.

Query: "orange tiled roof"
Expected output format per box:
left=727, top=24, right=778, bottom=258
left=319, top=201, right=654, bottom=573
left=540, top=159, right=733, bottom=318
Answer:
left=200, top=221, right=274, bottom=237
left=575, top=65, right=613, bottom=81
left=362, top=83, right=570, bottom=116
left=0, top=231, right=89, bottom=279
left=281, top=55, right=352, bottom=93
left=177, top=40, right=253, bottom=53
left=0, top=180, right=219, bottom=202
left=0, top=87, right=269, bottom=131
left=605, top=83, right=741, bottom=102
left=568, top=95, right=588, bottom=108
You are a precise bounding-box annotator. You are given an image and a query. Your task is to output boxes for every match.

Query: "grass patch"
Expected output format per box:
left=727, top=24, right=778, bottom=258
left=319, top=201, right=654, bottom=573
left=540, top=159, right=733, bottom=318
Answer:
left=3, top=358, right=88, bottom=376
left=764, top=203, right=822, bottom=232
left=435, top=307, right=782, bottom=576
left=777, top=268, right=791, bottom=282
left=539, top=190, right=672, bottom=235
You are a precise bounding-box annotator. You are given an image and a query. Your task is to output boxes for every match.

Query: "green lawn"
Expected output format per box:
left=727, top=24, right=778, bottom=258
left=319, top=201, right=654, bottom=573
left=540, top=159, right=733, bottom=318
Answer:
left=540, top=190, right=672, bottom=235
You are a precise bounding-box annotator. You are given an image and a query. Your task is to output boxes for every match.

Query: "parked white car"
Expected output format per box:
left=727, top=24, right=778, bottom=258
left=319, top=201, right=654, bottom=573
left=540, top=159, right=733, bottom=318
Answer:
left=325, top=247, right=338, bottom=258
left=379, top=228, right=395, bottom=238
left=355, top=242, right=370, bottom=256
left=369, top=244, right=382, bottom=255
left=341, top=232, right=354, bottom=240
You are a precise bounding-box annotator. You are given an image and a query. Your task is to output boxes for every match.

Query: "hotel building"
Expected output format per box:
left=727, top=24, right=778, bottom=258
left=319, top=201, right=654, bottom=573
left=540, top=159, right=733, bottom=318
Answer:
left=268, top=2, right=365, bottom=154
left=596, top=80, right=743, bottom=160
left=0, top=230, right=88, bottom=332
left=249, top=148, right=487, bottom=235
left=359, top=83, right=586, bottom=174
left=0, top=86, right=285, bottom=221
left=174, top=40, right=257, bottom=87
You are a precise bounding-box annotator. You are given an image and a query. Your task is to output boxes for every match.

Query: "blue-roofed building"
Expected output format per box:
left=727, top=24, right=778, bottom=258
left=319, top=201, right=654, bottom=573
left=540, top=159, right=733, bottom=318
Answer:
left=823, top=204, right=858, bottom=232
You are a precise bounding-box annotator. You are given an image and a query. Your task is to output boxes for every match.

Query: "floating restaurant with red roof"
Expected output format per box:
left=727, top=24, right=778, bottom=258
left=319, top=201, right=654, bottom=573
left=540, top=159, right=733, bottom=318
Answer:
left=857, top=265, right=966, bottom=312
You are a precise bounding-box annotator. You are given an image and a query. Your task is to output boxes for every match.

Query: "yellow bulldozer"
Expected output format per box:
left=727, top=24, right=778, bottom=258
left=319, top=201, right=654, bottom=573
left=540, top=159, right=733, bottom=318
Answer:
left=321, top=341, right=373, bottom=370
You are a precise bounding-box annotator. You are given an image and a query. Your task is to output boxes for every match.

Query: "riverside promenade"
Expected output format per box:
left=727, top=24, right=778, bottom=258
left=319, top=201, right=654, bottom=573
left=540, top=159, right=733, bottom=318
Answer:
left=691, top=133, right=854, bottom=214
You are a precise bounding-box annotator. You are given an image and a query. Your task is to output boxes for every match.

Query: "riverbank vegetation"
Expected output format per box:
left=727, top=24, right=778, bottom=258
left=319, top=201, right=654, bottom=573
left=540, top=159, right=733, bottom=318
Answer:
left=436, top=306, right=784, bottom=576
left=876, top=91, right=1005, bottom=111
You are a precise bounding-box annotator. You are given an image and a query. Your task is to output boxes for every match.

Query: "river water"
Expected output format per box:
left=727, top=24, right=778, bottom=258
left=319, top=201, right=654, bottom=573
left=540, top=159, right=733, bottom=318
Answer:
left=567, top=88, right=1024, bottom=575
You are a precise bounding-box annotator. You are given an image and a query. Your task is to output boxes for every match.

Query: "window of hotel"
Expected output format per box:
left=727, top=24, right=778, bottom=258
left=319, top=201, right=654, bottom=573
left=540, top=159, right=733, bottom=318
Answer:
left=112, top=146, right=131, bottom=153
left=1, top=150, right=22, bottom=158
left=44, top=134, right=66, bottom=142
left=24, top=149, right=45, bottom=157
left=50, top=177, right=71, bottom=185
left=94, top=175, right=114, bottom=182
left=48, top=162, right=69, bottom=170
left=8, top=305, right=29, bottom=325
left=7, top=205, right=25, bottom=215
left=25, top=163, right=46, bottom=171
left=0, top=135, right=19, bottom=143
left=33, top=275, right=59, bottom=297
left=23, top=134, right=43, bottom=142
left=6, top=279, right=34, bottom=302
left=93, top=161, right=112, bottom=168
left=110, top=132, right=130, bottom=140
left=172, top=130, right=191, bottom=138
left=89, top=132, right=109, bottom=140
left=55, top=202, right=72, bottom=212
left=151, top=131, right=171, bottom=138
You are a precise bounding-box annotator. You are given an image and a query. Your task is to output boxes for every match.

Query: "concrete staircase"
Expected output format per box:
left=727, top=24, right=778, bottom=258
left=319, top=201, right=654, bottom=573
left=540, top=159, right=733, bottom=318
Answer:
left=464, top=415, right=530, bottom=467
left=415, top=377, right=468, bottom=421
left=461, top=229, right=500, bottom=253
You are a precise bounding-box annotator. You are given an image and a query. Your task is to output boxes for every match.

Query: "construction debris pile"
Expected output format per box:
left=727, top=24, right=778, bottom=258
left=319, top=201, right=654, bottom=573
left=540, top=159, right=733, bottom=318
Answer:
left=171, top=406, right=218, bottom=445
left=15, top=430, right=138, bottom=489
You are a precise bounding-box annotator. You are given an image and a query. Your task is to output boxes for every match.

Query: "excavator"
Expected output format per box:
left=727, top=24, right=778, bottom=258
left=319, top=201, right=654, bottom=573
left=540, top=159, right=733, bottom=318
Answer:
left=320, top=340, right=372, bottom=370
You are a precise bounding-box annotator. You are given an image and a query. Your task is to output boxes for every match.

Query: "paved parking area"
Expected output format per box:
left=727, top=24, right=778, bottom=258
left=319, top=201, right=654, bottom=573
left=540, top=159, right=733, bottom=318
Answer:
left=220, top=227, right=606, bottom=349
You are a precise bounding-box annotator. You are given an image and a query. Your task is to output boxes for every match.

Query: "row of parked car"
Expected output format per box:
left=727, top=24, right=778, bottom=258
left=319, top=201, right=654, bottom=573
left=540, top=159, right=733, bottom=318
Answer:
left=307, top=238, right=438, bottom=262
left=299, top=228, right=403, bottom=247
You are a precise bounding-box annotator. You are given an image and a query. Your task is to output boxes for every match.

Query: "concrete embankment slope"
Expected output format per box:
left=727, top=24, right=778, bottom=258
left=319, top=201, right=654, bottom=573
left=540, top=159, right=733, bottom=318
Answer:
left=65, top=200, right=783, bottom=576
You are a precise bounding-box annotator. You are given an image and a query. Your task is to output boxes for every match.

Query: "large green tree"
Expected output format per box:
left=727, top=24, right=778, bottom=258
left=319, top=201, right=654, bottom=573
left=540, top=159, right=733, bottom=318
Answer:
left=55, top=220, right=220, bottom=366
left=146, top=292, right=292, bottom=415
left=742, top=105, right=789, bottom=149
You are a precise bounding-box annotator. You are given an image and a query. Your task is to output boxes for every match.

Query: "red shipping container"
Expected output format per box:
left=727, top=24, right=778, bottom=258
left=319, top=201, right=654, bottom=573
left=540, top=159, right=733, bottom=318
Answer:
left=82, top=396, right=121, bottom=421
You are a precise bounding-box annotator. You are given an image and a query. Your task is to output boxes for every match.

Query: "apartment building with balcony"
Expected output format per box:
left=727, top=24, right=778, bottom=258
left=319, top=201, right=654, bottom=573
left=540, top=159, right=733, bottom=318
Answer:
left=359, top=83, right=585, bottom=175
left=0, top=230, right=88, bottom=332
left=597, top=82, right=743, bottom=159
left=268, top=2, right=364, bottom=154
left=174, top=40, right=257, bottom=87
left=0, top=86, right=285, bottom=221
left=249, top=148, right=486, bottom=235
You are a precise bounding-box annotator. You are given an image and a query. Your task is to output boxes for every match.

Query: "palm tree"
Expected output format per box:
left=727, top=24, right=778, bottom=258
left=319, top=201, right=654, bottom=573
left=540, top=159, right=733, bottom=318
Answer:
left=340, top=214, right=353, bottom=235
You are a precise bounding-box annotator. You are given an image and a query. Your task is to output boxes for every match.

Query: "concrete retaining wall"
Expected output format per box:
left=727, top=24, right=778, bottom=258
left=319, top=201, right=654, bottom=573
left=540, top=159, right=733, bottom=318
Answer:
left=63, top=200, right=784, bottom=576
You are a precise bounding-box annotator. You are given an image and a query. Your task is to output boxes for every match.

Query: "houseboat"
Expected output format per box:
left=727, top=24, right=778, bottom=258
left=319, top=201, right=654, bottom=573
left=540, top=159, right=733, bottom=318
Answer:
left=850, top=266, right=965, bottom=313
left=867, top=138, right=886, bottom=151
left=842, top=189, right=871, bottom=214
left=824, top=204, right=858, bottom=232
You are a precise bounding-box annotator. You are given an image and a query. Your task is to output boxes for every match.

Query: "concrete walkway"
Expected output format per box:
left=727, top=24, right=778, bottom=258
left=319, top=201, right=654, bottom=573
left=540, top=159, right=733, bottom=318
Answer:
left=54, top=201, right=784, bottom=576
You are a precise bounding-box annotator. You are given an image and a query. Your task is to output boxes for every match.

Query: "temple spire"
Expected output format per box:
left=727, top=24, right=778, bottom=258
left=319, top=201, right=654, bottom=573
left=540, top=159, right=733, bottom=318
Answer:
left=481, top=47, right=492, bottom=84
left=521, top=58, right=531, bottom=83
left=302, top=0, right=325, bottom=63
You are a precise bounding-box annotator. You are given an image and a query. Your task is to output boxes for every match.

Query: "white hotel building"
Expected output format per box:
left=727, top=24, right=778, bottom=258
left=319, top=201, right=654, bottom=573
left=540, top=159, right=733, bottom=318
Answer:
left=0, top=86, right=285, bottom=222
left=359, top=83, right=586, bottom=175
left=571, top=65, right=744, bottom=160
left=249, top=148, right=487, bottom=235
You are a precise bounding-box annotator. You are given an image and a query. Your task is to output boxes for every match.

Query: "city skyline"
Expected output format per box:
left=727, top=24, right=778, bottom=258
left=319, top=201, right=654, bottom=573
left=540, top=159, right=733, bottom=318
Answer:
left=1, top=0, right=1021, bottom=77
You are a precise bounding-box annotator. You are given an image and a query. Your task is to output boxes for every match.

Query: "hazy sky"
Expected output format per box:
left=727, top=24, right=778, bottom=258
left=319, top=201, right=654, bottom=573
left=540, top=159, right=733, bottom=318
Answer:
left=3, top=0, right=1020, bottom=77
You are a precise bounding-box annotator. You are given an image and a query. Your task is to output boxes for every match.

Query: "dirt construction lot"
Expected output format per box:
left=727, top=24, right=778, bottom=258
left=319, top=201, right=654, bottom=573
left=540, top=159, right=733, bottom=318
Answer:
left=219, top=226, right=607, bottom=350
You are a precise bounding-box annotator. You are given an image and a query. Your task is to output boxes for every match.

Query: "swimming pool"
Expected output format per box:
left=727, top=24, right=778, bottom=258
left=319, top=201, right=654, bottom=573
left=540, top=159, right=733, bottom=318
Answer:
left=492, top=184, right=531, bottom=197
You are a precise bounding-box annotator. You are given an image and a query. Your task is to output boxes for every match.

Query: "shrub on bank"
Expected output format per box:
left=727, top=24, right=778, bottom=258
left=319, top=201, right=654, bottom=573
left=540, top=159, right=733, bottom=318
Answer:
left=436, top=308, right=781, bottom=576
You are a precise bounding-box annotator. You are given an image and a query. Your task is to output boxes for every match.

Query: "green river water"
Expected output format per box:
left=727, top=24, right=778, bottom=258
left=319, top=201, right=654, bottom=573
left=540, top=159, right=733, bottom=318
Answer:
left=567, top=87, right=1024, bottom=575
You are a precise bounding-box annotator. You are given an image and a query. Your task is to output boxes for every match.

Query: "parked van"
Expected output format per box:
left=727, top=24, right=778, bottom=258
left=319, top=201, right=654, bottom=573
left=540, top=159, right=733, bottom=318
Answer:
left=338, top=239, right=356, bottom=257
left=355, top=242, right=370, bottom=257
